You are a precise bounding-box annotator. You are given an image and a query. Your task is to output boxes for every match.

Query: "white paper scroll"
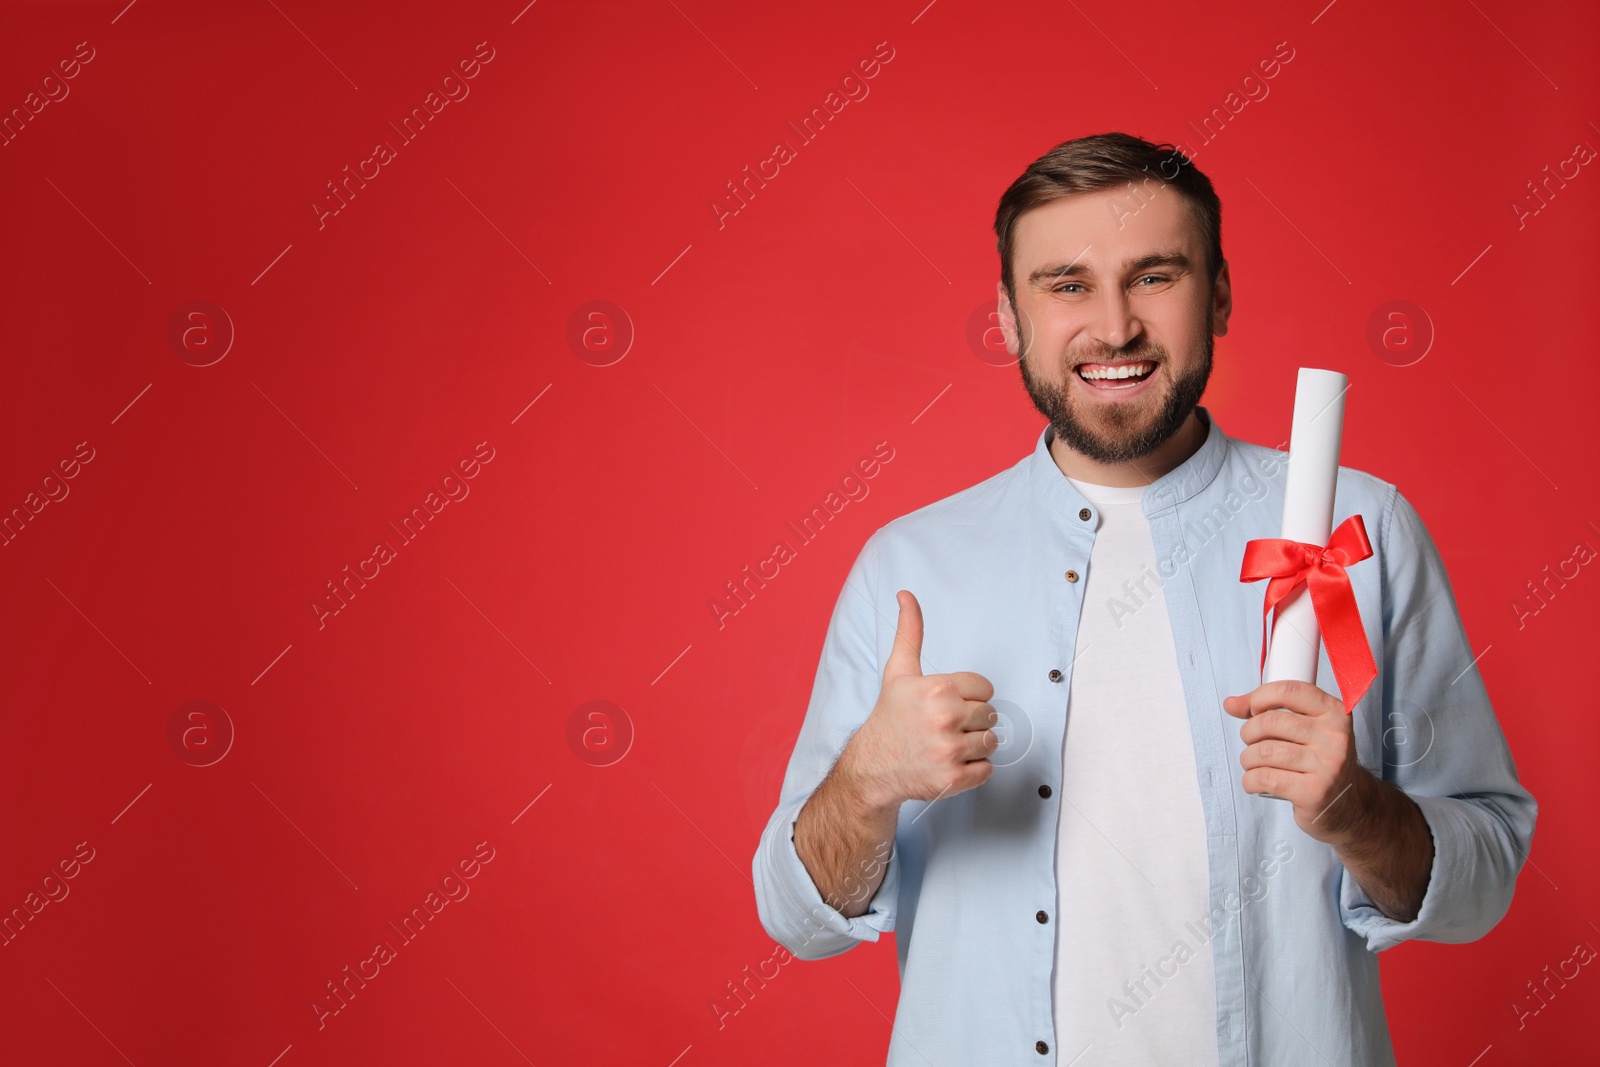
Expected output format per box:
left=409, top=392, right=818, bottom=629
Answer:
left=1264, top=367, right=1348, bottom=685
left=1256, top=367, right=1348, bottom=801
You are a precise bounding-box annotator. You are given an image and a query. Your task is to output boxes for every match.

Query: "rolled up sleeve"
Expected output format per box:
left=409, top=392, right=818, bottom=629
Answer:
left=755, top=797, right=900, bottom=960
left=752, top=530, right=901, bottom=961
left=1341, top=790, right=1531, bottom=951
left=1339, top=489, right=1538, bottom=952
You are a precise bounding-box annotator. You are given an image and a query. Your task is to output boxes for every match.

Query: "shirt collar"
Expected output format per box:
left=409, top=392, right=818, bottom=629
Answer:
left=1028, top=405, right=1230, bottom=520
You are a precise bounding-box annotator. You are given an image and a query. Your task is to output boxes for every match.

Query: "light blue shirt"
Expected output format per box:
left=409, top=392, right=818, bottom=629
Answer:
left=752, top=406, right=1536, bottom=1066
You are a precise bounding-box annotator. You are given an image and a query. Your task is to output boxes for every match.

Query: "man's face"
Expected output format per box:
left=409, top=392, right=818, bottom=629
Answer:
left=999, top=186, right=1231, bottom=465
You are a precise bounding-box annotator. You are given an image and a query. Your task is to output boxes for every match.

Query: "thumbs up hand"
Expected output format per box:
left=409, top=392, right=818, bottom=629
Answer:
left=840, top=590, right=1000, bottom=811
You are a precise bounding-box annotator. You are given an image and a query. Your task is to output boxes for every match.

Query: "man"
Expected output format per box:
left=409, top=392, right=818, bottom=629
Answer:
left=752, top=132, right=1536, bottom=1066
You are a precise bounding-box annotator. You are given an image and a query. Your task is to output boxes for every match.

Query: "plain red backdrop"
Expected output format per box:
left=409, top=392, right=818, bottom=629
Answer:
left=0, top=0, right=1594, bottom=1063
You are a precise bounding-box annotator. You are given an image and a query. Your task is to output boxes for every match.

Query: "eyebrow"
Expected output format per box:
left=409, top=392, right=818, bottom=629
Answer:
left=1027, top=250, right=1192, bottom=286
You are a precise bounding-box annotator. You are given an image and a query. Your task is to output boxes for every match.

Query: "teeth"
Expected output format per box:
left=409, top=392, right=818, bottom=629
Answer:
left=1079, top=362, right=1154, bottom=380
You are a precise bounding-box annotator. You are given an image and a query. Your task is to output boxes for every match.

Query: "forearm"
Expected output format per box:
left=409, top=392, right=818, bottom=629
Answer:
left=793, top=743, right=900, bottom=918
left=1332, top=772, right=1435, bottom=923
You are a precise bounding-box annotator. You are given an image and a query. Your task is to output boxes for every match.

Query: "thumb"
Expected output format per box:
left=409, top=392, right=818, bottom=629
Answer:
left=884, top=589, right=924, bottom=680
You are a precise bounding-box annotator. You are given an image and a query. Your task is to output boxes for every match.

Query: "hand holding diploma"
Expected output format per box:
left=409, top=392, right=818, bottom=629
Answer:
left=1229, top=368, right=1379, bottom=819
left=1223, top=680, right=1376, bottom=841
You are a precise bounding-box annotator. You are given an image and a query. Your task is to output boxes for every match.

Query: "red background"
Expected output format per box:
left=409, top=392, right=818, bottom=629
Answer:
left=0, top=0, right=1594, bottom=1063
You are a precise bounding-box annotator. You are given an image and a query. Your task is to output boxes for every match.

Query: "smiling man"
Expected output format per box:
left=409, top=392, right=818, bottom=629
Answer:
left=753, top=132, right=1536, bottom=1066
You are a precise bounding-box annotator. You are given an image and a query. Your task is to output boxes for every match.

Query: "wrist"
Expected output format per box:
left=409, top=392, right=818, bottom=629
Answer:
left=838, top=730, right=900, bottom=821
left=1326, top=767, right=1387, bottom=855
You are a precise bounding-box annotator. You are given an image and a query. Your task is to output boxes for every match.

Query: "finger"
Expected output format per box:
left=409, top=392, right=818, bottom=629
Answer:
left=1238, top=706, right=1316, bottom=746
left=884, top=589, right=924, bottom=681
left=1230, top=680, right=1337, bottom=719
left=1239, top=737, right=1312, bottom=774
left=963, top=728, right=998, bottom=760
left=1240, top=765, right=1305, bottom=801
left=959, top=701, right=998, bottom=732
left=1222, top=692, right=1298, bottom=719
left=962, top=759, right=995, bottom=790
left=945, top=671, right=996, bottom=703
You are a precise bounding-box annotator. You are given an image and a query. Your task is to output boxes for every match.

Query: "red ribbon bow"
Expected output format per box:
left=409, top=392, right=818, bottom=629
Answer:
left=1239, top=514, right=1378, bottom=714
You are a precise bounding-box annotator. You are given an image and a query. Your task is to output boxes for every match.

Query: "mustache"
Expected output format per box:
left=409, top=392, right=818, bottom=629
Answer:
left=1069, top=342, right=1165, bottom=365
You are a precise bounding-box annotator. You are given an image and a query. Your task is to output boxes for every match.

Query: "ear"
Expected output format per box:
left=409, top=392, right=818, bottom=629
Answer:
left=996, top=280, right=1022, bottom=357
left=1211, top=258, right=1233, bottom=337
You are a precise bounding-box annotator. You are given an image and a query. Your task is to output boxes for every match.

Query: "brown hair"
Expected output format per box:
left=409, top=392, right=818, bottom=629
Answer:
left=993, top=132, right=1223, bottom=309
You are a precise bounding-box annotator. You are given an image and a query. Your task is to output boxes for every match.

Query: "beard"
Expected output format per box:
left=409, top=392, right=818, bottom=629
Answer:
left=1016, top=302, right=1214, bottom=465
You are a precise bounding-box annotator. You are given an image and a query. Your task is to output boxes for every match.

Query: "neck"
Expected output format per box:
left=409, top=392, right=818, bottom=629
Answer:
left=1049, top=410, right=1207, bottom=487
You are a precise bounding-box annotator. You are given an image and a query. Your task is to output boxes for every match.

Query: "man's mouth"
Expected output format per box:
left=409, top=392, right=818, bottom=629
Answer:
left=1076, top=360, right=1156, bottom=390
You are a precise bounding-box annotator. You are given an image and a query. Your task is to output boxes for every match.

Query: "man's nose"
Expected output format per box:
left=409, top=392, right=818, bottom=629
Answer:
left=1089, top=288, right=1143, bottom=352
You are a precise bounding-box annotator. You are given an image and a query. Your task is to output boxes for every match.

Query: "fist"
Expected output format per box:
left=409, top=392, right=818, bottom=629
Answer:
left=1223, top=679, right=1372, bottom=843
left=844, top=590, right=1000, bottom=809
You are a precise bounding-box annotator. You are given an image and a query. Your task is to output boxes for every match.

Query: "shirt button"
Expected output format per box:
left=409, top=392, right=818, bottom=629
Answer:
left=1064, top=569, right=1079, bottom=582
left=1048, top=669, right=1062, bottom=682
left=1036, top=910, right=1049, bottom=924
left=1038, top=784, right=1052, bottom=798
left=1078, top=507, right=1092, bottom=521
left=1037, top=1040, right=1050, bottom=1055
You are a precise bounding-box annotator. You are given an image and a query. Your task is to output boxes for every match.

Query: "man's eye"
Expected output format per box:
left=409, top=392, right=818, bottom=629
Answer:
left=1134, top=274, right=1169, bottom=286
left=1052, top=282, right=1085, bottom=293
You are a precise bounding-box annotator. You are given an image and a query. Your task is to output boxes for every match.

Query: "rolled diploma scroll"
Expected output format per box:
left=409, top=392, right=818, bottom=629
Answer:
left=1257, top=367, right=1348, bottom=800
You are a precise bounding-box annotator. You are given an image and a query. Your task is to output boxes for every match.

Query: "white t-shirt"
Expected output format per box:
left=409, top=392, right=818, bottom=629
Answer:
left=1052, top=476, right=1218, bottom=1067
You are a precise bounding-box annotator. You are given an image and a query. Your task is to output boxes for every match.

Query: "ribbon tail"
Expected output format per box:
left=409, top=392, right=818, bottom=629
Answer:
left=1306, top=565, right=1378, bottom=713
left=1256, top=596, right=1270, bottom=679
